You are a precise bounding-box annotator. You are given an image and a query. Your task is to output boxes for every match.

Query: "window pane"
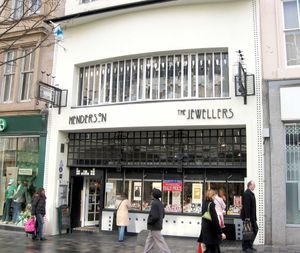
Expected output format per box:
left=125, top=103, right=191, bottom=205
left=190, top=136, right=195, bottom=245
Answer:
left=78, top=68, right=84, bottom=105
left=283, top=1, right=299, bottom=29
left=183, top=55, right=189, bottom=97
left=191, top=55, right=196, bottom=97
left=94, top=65, right=100, bottom=104
left=214, top=53, right=221, bottom=97
left=112, top=63, right=118, bottom=103
left=167, top=56, right=174, bottom=99
left=131, top=59, right=138, bottom=101
left=105, top=63, right=111, bottom=102
left=124, top=60, right=131, bottom=101
left=138, top=59, right=144, bottom=99
left=100, top=64, right=105, bottom=103
left=183, top=182, right=202, bottom=214
left=152, top=57, right=159, bottom=100
left=88, top=66, right=94, bottom=105
left=118, top=62, right=124, bottom=102
left=206, top=53, right=213, bottom=97
left=159, top=56, right=166, bottom=99
left=174, top=55, right=181, bottom=98
left=3, top=75, right=13, bottom=102
left=222, top=53, right=229, bottom=96
left=145, top=58, right=151, bottom=99
left=198, top=54, right=205, bottom=97
left=105, top=179, right=123, bottom=208
left=285, top=31, right=300, bottom=65
left=83, top=67, right=88, bottom=105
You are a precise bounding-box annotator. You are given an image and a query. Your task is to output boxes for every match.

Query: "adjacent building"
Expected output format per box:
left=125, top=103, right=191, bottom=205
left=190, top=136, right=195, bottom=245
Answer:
left=0, top=0, right=64, bottom=223
left=45, top=0, right=264, bottom=243
left=260, top=0, right=300, bottom=245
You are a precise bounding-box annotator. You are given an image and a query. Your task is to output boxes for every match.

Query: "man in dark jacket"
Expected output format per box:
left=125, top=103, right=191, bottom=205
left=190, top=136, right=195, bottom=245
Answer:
left=240, top=180, right=258, bottom=252
left=143, top=188, right=171, bottom=253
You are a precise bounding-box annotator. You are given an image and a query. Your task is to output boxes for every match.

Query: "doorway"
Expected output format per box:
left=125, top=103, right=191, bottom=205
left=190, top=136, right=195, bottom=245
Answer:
left=82, top=178, right=101, bottom=226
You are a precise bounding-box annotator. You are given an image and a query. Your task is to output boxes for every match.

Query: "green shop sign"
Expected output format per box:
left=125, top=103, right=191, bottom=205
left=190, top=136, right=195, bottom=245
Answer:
left=0, top=118, right=7, bottom=131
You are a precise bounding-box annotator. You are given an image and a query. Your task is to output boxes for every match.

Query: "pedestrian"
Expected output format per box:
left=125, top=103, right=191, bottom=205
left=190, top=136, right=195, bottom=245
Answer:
left=240, top=180, right=258, bottom=252
left=198, top=189, right=226, bottom=253
left=2, top=178, right=17, bottom=224
left=143, top=188, right=171, bottom=253
left=115, top=192, right=130, bottom=242
left=214, top=189, right=226, bottom=229
left=31, top=187, right=47, bottom=240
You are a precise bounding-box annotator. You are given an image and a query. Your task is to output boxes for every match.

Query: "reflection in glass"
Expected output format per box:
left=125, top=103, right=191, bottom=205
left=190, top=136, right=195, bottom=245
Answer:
left=198, top=54, right=205, bottom=97
left=183, top=55, right=189, bottom=97
left=131, top=59, right=138, bottom=101
left=206, top=53, right=213, bottom=97
left=191, top=55, right=196, bottom=97
left=152, top=57, right=159, bottom=100
left=159, top=56, right=166, bottom=99
left=118, top=61, right=124, bottom=102
left=145, top=58, right=151, bottom=99
left=112, top=63, right=118, bottom=103
left=167, top=56, right=174, bottom=99
left=174, top=55, right=181, bottom=98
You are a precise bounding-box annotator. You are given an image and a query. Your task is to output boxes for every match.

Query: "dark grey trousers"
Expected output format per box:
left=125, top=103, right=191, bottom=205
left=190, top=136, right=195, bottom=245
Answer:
left=143, top=230, right=171, bottom=253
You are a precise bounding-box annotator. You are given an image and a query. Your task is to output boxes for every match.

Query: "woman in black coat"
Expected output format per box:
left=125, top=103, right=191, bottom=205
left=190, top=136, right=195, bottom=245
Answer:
left=31, top=187, right=46, bottom=240
left=198, top=190, right=226, bottom=253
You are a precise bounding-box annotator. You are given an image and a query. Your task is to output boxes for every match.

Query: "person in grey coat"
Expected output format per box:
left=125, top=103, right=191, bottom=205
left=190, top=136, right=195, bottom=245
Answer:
left=143, top=188, right=171, bottom=253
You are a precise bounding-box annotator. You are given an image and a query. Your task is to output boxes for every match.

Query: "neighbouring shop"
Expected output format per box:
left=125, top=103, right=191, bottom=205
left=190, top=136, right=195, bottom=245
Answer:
left=0, top=115, right=47, bottom=226
left=68, top=128, right=246, bottom=239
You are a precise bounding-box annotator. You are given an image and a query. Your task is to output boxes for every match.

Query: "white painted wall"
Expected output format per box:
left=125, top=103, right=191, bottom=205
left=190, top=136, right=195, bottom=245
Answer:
left=45, top=0, right=264, bottom=243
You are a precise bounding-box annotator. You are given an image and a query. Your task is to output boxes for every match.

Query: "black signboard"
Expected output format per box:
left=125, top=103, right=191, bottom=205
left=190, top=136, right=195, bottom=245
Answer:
left=58, top=205, right=71, bottom=234
left=70, top=167, right=102, bottom=177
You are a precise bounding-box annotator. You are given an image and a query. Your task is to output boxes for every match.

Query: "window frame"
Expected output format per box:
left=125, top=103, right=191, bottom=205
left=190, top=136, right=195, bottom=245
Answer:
left=2, top=51, right=16, bottom=103
left=19, top=48, right=35, bottom=102
left=77, top=50, right=230, bottom=107
left=282, top=0, right=300, bottom=66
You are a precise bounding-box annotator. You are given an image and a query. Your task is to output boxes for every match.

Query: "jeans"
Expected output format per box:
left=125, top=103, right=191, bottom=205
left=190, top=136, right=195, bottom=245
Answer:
left=12, top=202, right=21, bottom=223
left=2, top=198, right=13, bottom=222
left=36, top=214, right=44, bottom=239
left=118, top=226, right=125, bottom=241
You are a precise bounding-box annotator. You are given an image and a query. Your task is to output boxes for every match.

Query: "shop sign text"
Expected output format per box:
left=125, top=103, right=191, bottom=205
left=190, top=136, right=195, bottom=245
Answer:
left=178, top=108, right=234, bottom=120
left=69, top=113, right=107, bottom=125
left=76, top=168, right=95, bottom=176
left=163, top=180, right=182, bottom=192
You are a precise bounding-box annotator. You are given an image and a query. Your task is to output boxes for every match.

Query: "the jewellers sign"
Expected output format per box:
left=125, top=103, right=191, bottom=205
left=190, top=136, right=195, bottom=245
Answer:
left=178, top=108, right=234, bottom=120
left=69, top=113, right=107, bottom=125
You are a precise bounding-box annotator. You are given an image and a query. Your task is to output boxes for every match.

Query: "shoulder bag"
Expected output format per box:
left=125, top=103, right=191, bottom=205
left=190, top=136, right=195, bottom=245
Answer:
left=202, top=202, right=212, bottom=221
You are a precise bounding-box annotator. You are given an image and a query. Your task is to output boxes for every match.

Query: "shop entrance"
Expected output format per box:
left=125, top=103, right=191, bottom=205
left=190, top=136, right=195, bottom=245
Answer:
left=82, top=178, right=101, bottom=226
left=70, top=168, right=104, bottom=230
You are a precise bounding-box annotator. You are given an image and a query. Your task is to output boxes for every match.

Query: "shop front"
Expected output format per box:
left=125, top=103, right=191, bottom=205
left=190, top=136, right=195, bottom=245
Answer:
left=0, top=115, right=47, bottom=226
left=67, top=128, right=246, bottom=238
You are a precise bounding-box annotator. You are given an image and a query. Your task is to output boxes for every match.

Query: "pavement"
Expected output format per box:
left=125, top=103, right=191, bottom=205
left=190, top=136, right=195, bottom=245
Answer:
left=0, top=229, right=300, bottom=253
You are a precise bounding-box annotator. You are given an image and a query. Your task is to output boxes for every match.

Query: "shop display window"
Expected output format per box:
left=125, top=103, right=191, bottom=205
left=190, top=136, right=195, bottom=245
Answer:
left=105, top=168, right=123, bottom=208
left=0, top=137, right=39, bottom=220
left=163, top=169, right=182, bottom=213
left=125, top=168, right=143, bottom=210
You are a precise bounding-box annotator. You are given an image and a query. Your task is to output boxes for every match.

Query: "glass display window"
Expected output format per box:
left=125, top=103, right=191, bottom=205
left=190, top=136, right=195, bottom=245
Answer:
left=105, top=168, right=123, bottom=208
left=143, top=168, right=163, bottom=211
left=125, top=168, right=142, bottom=210
left=163, top=168, right=183, bottom=213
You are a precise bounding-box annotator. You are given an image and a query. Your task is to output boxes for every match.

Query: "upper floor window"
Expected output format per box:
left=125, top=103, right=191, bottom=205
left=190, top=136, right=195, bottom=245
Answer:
left=1, top=51, right=16, bottom=103
left=19, top=49, right=35, bottom=101
left=283, top=0, right=300, bottom=66
left=77, top=51, right=229, bottom=106
left=12, top=0, right=42, bottom=19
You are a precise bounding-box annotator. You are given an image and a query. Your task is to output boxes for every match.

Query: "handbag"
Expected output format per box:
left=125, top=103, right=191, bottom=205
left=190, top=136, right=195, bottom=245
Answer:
left=24, top=217, right=36, bottom=235
left=202, top=202, right=212, bottom=221
left=242, top=220, right=254, bottom=240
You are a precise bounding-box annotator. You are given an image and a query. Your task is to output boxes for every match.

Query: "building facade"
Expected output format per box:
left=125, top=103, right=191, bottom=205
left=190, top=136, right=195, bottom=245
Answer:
left=46, top=0, right=264, bottom=243
left=0, top=0, right=64, bottom=225
left=260, top=0, right=300, bottom=246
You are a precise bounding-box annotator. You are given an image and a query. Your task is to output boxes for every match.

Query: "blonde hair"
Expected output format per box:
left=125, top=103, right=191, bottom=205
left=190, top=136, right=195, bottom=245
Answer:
left=205, top=189, right=216, bottom=201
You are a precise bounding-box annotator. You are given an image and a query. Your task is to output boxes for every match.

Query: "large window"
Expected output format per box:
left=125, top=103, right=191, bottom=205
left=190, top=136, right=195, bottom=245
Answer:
left=2, top=51, right=16, bottom=103
left=286, top=124, right=300, bottom=224
left=19, top=49, right=35, bottom=101
left=104, top=167, right=245, bottom=215
left=68, top=129, right=246, bottom=167
left=77, top=51, right=229, bottom=106
left=283, top=0, right=300, bottom=65
left=0, top=137, right=39, bottom=218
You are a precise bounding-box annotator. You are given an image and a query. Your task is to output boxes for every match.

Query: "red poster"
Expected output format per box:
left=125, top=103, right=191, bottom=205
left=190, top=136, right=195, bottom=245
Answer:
left=163, top=180, right=182, bottom=192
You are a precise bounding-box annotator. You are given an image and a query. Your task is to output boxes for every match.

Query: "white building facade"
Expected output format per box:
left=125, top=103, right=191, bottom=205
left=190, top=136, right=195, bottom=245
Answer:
left=44, top=0, right=264, bottom=244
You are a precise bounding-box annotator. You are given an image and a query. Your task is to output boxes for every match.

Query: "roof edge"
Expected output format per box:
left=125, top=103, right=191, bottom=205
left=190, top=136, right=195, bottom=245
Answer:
left=45, top=0, right=176, bottom=24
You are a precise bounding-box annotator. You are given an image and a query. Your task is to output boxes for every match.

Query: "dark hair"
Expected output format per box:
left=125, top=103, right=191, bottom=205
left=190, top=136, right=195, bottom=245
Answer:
left=36, top=187, right=46, bottom=198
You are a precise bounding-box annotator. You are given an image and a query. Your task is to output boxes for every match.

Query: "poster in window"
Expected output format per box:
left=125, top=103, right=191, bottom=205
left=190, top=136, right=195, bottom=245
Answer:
left=133, top=182, right=142, bottom=201
left=152, top=182, right=162, bottom=191
left=192, top=183, right=202, bottom=204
